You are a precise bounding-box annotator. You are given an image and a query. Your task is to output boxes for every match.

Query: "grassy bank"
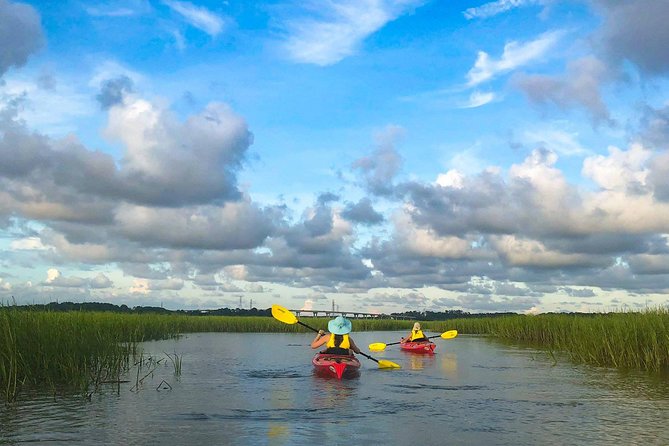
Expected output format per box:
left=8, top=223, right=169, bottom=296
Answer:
left=429, top=308, right=669, bottom=372
left=6, top=307, right=666, bottom=403
left=0, top=308, right=413, bottom=403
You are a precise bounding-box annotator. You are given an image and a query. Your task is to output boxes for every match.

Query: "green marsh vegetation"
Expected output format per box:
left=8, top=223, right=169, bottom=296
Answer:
left=4, top=306, right=667, bottom=403
left=429, top=308, right=669, bottom=372
left=0, top=308, right=410, bottom=403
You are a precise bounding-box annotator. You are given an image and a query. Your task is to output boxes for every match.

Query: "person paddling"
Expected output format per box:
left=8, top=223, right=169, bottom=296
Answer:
left=401, top=322, right=429, bottom=344
left=311, top=315, right=362, bottom=355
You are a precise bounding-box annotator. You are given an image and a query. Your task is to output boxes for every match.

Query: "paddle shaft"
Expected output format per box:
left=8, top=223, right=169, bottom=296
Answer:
left=295, top=318, right=381, bottom=364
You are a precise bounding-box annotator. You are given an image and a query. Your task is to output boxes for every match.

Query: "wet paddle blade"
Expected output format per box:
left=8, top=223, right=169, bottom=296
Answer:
left=440, top=330, right=458, bottom=340
left=378, top=359, right=400, bottom=369
left=368, top=342, right=387, bottom=352
left=271, top=304, right=298, bottom=325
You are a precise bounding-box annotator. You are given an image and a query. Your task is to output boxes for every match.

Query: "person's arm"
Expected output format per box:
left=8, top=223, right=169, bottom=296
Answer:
left=311, top=330, right=329, bottom=349
left=349, top=338, right=361, bottom=354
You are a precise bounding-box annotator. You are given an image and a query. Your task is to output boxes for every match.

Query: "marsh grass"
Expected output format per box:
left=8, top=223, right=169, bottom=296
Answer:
left=429, top=308, right=669, bottom=372
left=11, top=306, right=667, bottom=401
left=0, top=308, right=414, bottom=402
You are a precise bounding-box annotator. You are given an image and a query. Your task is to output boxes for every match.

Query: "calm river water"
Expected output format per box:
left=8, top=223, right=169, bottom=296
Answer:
left=1, top=332, right=668, bottom=445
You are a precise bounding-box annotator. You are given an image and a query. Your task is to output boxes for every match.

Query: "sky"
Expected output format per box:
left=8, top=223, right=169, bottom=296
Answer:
left=1, top=0, right=669, bottom=314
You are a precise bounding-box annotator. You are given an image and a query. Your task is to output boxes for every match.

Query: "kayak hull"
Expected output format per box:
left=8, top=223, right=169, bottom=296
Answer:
left=400, top=341, right=436, bottom=354
left=312, top=353, right=361, bottom=379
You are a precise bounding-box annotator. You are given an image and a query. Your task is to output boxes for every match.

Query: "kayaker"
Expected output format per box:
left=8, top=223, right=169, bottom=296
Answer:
left=311, top=315, right=362, bottom=356
left=401, top=322, right=429, bottom=343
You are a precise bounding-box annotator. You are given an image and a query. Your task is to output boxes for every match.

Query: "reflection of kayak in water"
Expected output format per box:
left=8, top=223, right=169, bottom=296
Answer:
left=312, top=353, right=361, bottom=379
left=400, top=341, right=436, bottom=354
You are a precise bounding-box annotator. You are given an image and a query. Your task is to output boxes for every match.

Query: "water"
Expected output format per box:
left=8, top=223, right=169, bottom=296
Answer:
left=2, top=332, right=668, bottom=445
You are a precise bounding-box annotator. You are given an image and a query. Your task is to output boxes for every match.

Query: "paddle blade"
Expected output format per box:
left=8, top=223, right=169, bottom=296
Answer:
left=378, top=359, right=401, bottom=369
left=368, top=343, right=387, bottom=352
left=271, top=304, right=298, bottom=325
left=440, top=330, right=458, bottom=340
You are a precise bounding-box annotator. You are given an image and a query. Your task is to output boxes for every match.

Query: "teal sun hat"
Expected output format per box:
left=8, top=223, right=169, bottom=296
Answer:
left=328, top=315, right=352, bottom=335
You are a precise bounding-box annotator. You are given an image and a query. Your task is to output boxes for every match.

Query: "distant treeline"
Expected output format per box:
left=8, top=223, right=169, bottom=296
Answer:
left=2, top=301, right=272, bottom=317
left=2, top=301, right=616, bottom=319
left=390, top=310, right=518, bottom=320
left=4, top=301, right=622, bottom=319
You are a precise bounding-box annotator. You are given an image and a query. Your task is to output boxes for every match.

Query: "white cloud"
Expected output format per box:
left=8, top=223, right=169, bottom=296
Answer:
left=9, top=237, right=46, bottom=250
left=246, top=283, right=265, bottom=293
left=282, top=0, right=424, bottom=66
left=393, top=210, right=478, bottom=259
left=0, top=279, right=10, bottom=291
left=163, top=0, right=225, bottom=37
left=149, top=278, right=184, bottom=290
left=491, top=235, right=593, bottom=267
left=522, top=127, right=590, bottom=157
left=461, top=90, right=496, bottom=108
left=46, top=268, right=60, bottom=283
left=463, top=0, right=541, bottom=20
left=85, top=0, right=151, bottom=17
left=466, top=31, right=561, bottom=86
left=224, top=265, right=248, bottom=281
left=582, top=144, right=650, bottom=191
left=436, top=169, right=464, bottom=189
left=130, top=278, right=150, bottom=294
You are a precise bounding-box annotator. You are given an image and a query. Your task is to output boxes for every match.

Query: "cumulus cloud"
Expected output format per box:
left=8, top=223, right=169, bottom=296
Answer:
left=594, top=0, right=669, bottom=75
left=0, top=0, right=44, bottom=76
left=106, top=99, right=253, bottom=206
left=148, top=278, right=184, bottom=291
left=90, top=273, right=114, bottom=289
left=9, top=237, right=46, bottom=250
left=466, top=31, right=561, bottom=87
left=561, top=287, right=596, bottom=297
left=364, top=143, right=669, bottom=293
left=648, top=151, right=669, bottom=201
left=0, top=95, right=254, bottom=214
left=281, top=0, right=424, bottom=65
left=114, top=199, right=275, bottom=250
left=514, top=56, right=614, bottom=124
left=43, top=268, right=113, bottom=289
left=463, top=294, right=541, bottom=312
left=352, top=126, right=404, bottom=196
left=639, top=105, right=669, bottom=149
left=96, top=76, right=134, bottom=110
left=341, top=198, right=384, bottom=225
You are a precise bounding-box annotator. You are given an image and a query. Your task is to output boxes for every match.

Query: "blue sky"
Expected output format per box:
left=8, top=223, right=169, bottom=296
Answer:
left=2, top=0, right=669, bottom=314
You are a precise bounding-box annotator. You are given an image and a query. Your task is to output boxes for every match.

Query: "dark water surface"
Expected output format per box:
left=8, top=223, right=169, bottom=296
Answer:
left=2, top=332, right=668, bottom=445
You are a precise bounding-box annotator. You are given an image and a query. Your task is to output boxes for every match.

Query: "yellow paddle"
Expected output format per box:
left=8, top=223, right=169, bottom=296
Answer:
left=368, top=330, right=458, bottom=352
left=271, top=304, right=400, bottom=369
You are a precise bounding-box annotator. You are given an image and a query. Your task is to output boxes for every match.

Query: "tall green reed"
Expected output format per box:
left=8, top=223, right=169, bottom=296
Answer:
left=0, top=308, right=414, bottom=402
left=429, top=308, right=669, bottom=372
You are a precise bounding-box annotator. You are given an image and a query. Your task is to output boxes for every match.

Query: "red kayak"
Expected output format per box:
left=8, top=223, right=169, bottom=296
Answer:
left=312, top=353, right=361, bottom=379
left=400, top=341, right=436, bottom=354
